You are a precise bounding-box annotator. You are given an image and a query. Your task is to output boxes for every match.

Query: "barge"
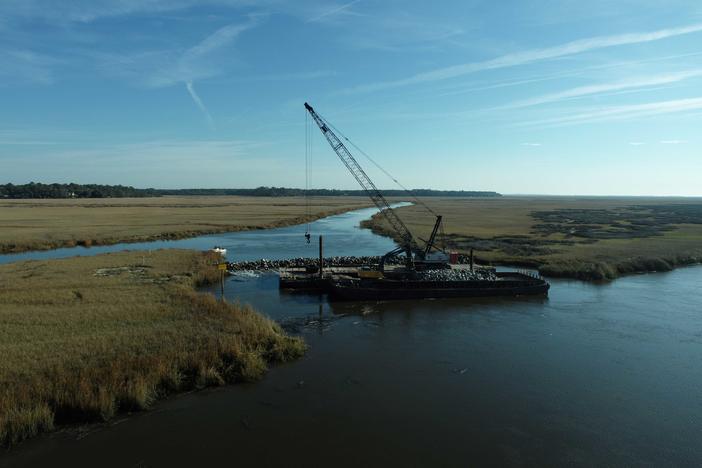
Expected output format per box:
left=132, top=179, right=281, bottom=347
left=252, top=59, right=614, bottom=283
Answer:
left=328, top=272, right=549, bottom=300
left=292, top=103, right=551, bottom=302
left=279, top=266, right=550, bottom=301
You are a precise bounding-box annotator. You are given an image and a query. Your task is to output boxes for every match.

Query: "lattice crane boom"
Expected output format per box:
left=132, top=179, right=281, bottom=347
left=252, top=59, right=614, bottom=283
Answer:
left=304, top=102, right=416, bottom=267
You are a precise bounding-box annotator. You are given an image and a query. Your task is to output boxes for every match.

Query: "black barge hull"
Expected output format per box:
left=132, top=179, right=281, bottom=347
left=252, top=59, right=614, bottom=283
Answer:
left=327, top=272, right=550, bottom=301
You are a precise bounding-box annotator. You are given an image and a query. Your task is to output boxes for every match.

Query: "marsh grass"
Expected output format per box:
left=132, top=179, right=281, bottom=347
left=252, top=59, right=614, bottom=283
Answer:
left=363, top=197, right=702, bottom=280
left=0, top=249, right=305, bottom=447
left=0, top=196, right=373, bottom=254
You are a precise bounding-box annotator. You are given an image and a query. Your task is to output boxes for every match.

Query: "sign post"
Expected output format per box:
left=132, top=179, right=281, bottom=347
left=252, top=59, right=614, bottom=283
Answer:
left=218, top=263, right=227, bottom=301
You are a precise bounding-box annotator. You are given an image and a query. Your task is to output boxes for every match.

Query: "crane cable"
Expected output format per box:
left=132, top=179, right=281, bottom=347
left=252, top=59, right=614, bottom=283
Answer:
left=304, top=110, right=311, bottom=242
left=317, top=112, right=438, bottom=217
left=317, top=111, right=449, bottom=251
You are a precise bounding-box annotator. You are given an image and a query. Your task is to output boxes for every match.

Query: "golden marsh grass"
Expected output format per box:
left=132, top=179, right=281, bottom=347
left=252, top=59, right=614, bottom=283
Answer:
left=0, top=196, right=372, bottom=254
left=364, top=196, right=702, bottom=280
left=0, top=249, right=305, bottom=446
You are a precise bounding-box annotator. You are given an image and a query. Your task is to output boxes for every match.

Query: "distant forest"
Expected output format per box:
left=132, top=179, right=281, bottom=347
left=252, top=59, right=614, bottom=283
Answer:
left=158, top=187, right=502, bottom=197
left=0, top=183, right=160, bottom=199
left=1, top=183, right=501, bottom=199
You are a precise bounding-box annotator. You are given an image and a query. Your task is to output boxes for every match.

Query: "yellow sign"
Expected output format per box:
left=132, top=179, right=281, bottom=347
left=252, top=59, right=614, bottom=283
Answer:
left=218, top=263, right=227, bottom=271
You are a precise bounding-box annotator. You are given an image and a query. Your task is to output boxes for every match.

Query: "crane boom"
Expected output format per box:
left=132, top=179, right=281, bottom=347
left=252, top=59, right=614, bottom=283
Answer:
left=304, top=103, right=416, bottom=260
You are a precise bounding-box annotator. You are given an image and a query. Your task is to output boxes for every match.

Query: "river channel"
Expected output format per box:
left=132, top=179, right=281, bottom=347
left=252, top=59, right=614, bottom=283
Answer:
left=1, top=206, right=701, bottom=467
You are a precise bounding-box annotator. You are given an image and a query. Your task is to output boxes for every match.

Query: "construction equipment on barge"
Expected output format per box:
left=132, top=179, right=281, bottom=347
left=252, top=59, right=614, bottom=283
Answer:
left=279, top=260, right=550, bottom=300
left=283, top=102, right=550, bottom=300
left=304, top=102, right=447, bottom=272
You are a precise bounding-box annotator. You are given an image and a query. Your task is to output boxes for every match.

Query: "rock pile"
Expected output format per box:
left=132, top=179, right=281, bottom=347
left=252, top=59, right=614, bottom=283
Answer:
left=227, top=255, right=399, bottom=271
left=227, top=255, right=483, bottom=273
left=416, top=268, right=496, bottom=282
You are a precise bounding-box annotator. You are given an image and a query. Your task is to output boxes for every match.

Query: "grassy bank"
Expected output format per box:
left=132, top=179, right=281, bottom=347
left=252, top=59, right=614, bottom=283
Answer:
left=0, top=196, right=373, bottom=254
left=0, top=249, right=305, bottom=447
left=362, top=196, right=702, bottom=280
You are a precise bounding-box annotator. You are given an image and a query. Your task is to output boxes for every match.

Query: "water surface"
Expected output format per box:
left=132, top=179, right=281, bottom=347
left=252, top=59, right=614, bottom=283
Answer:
left=1, top=206, right=701, bottom=467
left=0, top=204, right=405, bottom=265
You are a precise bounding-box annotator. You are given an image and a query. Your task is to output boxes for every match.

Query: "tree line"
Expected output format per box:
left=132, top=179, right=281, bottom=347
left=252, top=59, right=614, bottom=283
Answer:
left=0, top=183, right=160, bottom=199
left=158, top=187, right=502, bottom=197
left=1, top=183, right=501, bottom=199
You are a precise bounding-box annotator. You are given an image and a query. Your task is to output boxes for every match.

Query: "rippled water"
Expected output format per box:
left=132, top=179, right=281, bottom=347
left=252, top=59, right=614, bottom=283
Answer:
left=2, top=205, right=701, bottom=467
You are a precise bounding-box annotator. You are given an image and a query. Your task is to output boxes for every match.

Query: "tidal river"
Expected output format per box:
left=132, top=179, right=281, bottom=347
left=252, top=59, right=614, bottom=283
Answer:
left=1, top=206, right=701, bottom=467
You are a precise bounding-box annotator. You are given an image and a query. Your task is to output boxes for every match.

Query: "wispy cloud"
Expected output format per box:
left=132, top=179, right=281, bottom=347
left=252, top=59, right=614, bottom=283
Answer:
left=660, top=139, right=688, bottom=144
left=344, top=22, right=702, bottom=93
left=306, top=0, right=362, bottom=23
left=0, top=49, right=59, bottom=85
left=150, top=15, right=263, bottom=87
left=236, top=70, right=338, bottom=82
left=182, top=19, right=256, bottom=61
left=0, top=128, right=84, bottom=144
left=0, top=139, right=58, bottom=145
left=438, top=51, right=702, bottom=98
left=0, top=0, right=260, bottom=24
left=174, top=17, right=262, bottom=123
left=92, top=15, right=262, bottom=123
left=522, top=97, right=702, bottom=127
left=185, top=81, right=214, bottom=127
left=521, top=142, right=542, bottom=147
left=499, top=70, right=702, bottom=109
left=629, top=141, right=646, bottom=146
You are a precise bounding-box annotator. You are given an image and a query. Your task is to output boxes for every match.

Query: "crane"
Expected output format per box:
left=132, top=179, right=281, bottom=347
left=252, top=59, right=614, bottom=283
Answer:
left=304, top=102, right=445, bottom=272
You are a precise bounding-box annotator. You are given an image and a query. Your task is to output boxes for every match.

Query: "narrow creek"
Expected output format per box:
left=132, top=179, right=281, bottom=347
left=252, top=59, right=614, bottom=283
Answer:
left=1, top=205, right=701, bottom=467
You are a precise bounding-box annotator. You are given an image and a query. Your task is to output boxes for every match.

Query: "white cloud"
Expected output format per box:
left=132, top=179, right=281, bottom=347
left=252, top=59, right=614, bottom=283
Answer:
left=629, top=141, right=646, bottom=146
left=660, top=139, right=688, bottom=144
left=521, top=142, right=542, bottom=146
left=522, top=97, right=702, bottom=127
left=344, top=22, right=702, bottom=93
left=306, top=0, right=362, bottom=23
left=438, top=51, right=702, bottom=98
left=500, top=70, right=702, bottom=109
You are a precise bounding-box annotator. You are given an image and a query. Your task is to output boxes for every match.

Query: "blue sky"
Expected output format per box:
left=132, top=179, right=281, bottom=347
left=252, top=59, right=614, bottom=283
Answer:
left=1, top=0, right=701, bottom=195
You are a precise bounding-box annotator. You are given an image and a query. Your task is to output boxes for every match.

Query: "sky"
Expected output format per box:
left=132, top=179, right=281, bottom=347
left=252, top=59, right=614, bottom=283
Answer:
left=1, top=0, right=701, bottom=196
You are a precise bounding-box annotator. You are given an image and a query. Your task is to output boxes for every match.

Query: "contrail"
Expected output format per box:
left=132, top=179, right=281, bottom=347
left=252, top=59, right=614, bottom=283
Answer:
left=306, top=0, right=361, bottom=23
left=345, top=22, right=702, bottom=93
left=185, top=80, right=214, bottom=128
